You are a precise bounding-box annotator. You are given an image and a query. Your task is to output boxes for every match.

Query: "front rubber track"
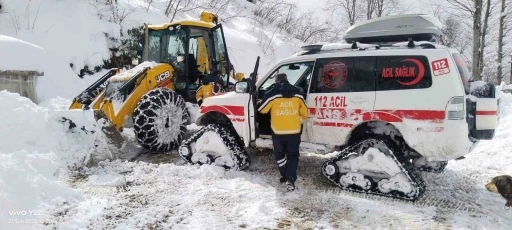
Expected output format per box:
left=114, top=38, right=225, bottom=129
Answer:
left=179, top=124, right=250, bottom=170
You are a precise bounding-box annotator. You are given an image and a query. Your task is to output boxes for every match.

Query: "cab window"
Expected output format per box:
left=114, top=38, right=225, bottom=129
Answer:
left=260, top=62, right=315, bottom=90
left=451, top=53, right=470, bottom=94
left=258, top=62, right=314, bottom=99
left=212, top=27, right=228, bottom=74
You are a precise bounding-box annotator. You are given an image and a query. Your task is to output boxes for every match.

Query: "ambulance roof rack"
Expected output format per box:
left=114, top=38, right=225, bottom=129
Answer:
left=298, top=14, right=443, bottom=55
left=343, top=14, right=442, bottom=44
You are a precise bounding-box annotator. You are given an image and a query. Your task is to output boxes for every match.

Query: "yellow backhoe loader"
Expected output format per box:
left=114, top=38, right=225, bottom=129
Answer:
left=66, top=12, right=244, bottom=165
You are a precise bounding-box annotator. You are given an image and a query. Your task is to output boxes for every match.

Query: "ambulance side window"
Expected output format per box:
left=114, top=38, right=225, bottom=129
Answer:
left=376, top=56, right=432, bottom=91
left=311, top=58, right=353, bottom=93
left=352, top=57, right=376, bottom=92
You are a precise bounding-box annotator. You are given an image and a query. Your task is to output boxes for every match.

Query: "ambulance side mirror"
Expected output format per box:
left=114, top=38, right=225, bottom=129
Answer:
left=235, top=81, right=249, bottom=93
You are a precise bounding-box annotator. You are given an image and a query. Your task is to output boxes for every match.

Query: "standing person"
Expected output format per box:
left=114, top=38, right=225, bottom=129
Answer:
left=257, top=73, right=308, bottom=191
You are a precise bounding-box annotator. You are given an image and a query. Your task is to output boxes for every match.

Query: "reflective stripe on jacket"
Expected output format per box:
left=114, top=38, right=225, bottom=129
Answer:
left=258, top=82, right=308, bottom=135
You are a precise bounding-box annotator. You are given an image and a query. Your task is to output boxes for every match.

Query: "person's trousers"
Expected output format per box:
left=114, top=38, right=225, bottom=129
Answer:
left=271, top=133, right=301, bottom=181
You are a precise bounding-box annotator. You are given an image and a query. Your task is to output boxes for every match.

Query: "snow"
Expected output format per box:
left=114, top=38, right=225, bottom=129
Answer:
left=0, top=0, right=302, bottom=108
left=0, top=0, right=302, bottom=89
left=0, top=0, right=114, bottom=73
left=87, top=174, right=127, bottom=187
left=0, top=35, right=45, bottom=71
left=192, top=131, right=231, bottom=157
left=255, top=137, right=335, bottom=154
left=1, top=88, right=512, bottom=229
left=501, top=84, right=512, bottom=91
left=320, top=42, right=378, bottom=51
left=185, top=103, right=202, bottom=131
left=0, top=35, right=89, bottom=103
left=1, top=0, right=512, bottom=229
left=470, top=80, right=488, bottom=91
left=392, top=41, right=444, bottom=48
left=109, top=61, right=158, bottom=81
left=185, top=102, right=200, bottom=123
left=0, top=90, right=100, bottom=229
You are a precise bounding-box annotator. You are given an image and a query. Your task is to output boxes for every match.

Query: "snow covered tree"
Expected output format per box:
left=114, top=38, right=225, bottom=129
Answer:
left=253, top=0, right=343, bottom=44
left=440, top=16, right=472, bottom=59
left=472, top=0, right=483, bottom=80
left=431, top=0, right=502, bottom=81
left=325, top=0, right=361, bottom=26
left=496, top=0, right=509, bottom=84
left=478, top=0, right=497, bottom=76
left=363, top=0, right=402, bottom=19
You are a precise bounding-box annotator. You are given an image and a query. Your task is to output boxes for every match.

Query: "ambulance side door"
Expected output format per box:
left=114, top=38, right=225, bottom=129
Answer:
left=305, top=56, right=377, bottom=145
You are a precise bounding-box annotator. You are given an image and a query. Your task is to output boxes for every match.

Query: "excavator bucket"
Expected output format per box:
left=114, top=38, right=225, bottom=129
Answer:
left=83, top=110, right=141, bottom=167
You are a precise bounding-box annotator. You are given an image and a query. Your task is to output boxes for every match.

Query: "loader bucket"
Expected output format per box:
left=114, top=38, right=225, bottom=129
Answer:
left=83, top=110, right=141, bottom=167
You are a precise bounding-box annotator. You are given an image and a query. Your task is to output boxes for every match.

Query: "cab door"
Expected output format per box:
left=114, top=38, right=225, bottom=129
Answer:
left=306, top=57, right=377, bottom=145
left=210, top=24, right=231, bottom=84
left=253, top=61, right=316, bottom=141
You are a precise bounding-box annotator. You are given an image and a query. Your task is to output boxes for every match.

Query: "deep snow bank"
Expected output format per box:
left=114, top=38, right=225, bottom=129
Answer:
left=0, top=0, right=302, bottom=90
left=0, top=91, right=98, bottom=229
left=0, top=34, right=90, bottom=102
left=0, top=35, right=45, bottom=71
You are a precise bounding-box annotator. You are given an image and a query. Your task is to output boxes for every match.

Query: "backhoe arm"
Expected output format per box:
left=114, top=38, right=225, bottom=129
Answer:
left=69, top=69, right=118, bottom=110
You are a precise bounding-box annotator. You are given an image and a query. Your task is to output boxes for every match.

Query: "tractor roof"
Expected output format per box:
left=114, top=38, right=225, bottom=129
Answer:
left=148, top=20, right=215, bottom=30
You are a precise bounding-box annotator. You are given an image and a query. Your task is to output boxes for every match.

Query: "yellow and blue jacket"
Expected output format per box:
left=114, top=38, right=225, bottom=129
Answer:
left=258, top=82, right=308, bottom=135
left=196, top=75, right=223, bottom=105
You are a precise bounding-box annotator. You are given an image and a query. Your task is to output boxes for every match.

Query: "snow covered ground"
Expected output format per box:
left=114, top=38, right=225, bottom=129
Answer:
left=1, top=0, right=512, bottom=229
left=0, top=89, right=511, bottom=230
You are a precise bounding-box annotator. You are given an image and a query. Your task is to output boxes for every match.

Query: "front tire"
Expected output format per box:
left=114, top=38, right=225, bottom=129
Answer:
left=132, top=88, right=189, bottom=152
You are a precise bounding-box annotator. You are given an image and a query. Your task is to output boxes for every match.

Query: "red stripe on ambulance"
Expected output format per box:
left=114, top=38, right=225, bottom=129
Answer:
left=308, top=108, right=445, bottom=123
left=476, top=110, right=497, bottom=116
left=313, top=121, right=354, bottom=128
left=200, top=105, right=245, bottom=116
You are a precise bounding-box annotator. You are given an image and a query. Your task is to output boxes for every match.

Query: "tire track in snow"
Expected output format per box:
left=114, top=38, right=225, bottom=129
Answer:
left=49, top=128, right=512, bottom=229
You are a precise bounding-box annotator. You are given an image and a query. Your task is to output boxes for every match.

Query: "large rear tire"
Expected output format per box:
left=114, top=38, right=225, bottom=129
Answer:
left=133, top=88, right=189, bottom=152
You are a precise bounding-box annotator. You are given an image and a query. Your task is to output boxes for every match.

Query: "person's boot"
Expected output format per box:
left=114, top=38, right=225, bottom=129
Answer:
left=280, top=177, right=286, bottom=183
left=286, top=178, right=295, bottom=191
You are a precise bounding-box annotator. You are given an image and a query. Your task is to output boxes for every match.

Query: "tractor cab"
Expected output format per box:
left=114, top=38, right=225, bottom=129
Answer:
left=141, top=11, right=233, bottom=102
left=68, top=12, right=237, bottom=111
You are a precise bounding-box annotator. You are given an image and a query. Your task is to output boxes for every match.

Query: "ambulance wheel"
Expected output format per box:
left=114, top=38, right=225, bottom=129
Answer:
left=132, top=88, right=189, bottom=152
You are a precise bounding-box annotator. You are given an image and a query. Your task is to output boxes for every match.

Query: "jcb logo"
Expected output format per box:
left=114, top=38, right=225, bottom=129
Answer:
left=156, top=71, right=171, bottom=83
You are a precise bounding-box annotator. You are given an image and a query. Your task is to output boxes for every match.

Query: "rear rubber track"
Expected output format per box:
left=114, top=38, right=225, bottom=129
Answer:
left=322, top=137, right=426, bottom=202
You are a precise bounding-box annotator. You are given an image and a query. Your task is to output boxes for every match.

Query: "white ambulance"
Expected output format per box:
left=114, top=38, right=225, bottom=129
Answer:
left=179, top=14, right=499, bottom=201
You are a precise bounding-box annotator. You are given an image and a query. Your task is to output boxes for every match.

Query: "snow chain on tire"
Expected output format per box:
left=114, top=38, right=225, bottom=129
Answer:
left=322, top=137, right=426, bottom=202
left=133, top=88, right=189, bottom=152
left=179, top=124, right=250, bottom=170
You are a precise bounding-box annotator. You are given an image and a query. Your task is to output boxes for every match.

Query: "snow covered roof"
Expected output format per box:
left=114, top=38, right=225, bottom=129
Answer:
left=502, top=84, right=512, bottom=91
left=0, top=35, right=45, bottom=72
